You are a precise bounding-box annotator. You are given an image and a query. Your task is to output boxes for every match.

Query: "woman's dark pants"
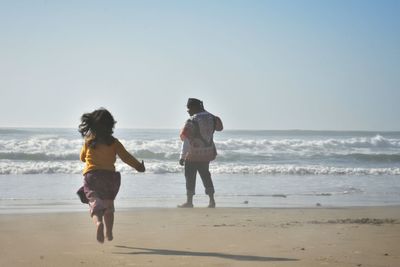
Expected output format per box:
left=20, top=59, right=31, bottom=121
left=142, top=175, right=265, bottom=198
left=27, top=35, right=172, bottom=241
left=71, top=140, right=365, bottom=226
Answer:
left=184, top=161, right=215, bottom=196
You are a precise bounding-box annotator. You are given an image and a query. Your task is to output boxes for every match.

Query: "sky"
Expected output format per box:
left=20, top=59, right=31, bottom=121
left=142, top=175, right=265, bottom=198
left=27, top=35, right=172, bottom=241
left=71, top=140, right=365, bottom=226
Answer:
left=0, top=0, right=399, bottom=131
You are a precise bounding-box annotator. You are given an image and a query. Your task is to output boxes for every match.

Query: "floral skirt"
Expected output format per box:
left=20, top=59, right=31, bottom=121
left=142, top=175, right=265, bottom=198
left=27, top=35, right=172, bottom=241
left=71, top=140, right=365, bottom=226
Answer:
left=78, top=170, right=121, bottom=216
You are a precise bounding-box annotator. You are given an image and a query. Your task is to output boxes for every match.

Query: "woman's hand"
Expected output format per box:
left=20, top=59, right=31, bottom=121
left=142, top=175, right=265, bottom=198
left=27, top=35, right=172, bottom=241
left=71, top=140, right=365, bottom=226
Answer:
left=137, top=160, right=146, bottom=172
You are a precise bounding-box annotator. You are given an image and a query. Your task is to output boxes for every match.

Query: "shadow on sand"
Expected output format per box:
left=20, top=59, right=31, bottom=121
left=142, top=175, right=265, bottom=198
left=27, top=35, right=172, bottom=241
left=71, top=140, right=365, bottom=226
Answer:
left=114, top=246, right=298, bottom=262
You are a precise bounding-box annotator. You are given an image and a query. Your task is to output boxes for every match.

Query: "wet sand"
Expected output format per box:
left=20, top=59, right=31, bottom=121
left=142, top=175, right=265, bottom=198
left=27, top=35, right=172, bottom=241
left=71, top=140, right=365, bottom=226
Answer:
left=0, top=207, right=399, bottom=267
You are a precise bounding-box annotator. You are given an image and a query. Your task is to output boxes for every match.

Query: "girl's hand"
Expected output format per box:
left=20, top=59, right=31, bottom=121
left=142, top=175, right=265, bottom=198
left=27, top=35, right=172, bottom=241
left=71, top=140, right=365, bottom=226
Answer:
left=137, top=160, right=146, bottom=172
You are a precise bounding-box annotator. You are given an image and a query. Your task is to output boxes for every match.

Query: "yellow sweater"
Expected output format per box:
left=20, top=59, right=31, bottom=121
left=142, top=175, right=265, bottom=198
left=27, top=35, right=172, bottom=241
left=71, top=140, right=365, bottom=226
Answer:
left=80, top=139, right=141, bottom=174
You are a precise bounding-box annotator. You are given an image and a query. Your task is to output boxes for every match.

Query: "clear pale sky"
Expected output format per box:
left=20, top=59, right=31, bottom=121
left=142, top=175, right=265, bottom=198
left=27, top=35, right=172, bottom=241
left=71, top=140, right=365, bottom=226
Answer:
left=0, top=0, right=399, bottom=130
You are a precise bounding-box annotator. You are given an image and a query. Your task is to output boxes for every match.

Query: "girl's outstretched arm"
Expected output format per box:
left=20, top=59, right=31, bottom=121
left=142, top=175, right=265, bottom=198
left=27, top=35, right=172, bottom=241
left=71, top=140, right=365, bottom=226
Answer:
left=115, top=139, right=145, bottom=172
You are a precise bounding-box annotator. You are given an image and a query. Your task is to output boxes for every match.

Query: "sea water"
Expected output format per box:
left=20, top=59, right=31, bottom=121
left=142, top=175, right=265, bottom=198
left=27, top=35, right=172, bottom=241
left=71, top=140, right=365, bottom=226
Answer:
left=1, top=128, right=400, bottom=213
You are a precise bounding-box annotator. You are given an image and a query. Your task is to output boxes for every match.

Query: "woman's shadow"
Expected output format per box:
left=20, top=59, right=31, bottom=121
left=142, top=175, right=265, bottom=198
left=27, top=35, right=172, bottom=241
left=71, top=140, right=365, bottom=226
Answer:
left=114, top=245, right=298, bottom=262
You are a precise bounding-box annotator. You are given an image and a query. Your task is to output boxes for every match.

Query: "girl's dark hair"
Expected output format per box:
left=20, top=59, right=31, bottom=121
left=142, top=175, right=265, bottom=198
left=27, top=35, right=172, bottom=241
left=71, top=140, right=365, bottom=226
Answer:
left=78, top=108, right=116, bottom=148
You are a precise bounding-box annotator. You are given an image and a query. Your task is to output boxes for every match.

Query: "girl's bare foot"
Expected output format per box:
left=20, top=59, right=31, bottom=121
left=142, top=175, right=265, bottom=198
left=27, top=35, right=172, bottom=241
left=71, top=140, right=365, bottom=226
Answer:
left=96, top=222, right=104, bottom=243
left=106, top=231, right=113, bottom=241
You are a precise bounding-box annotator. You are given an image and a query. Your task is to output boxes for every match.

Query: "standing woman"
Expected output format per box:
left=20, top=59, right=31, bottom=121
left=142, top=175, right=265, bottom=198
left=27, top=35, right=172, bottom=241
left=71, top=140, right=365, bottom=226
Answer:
left=179, top=98, right=223, bottom=208
left=78, top=108, right=145, bottom=243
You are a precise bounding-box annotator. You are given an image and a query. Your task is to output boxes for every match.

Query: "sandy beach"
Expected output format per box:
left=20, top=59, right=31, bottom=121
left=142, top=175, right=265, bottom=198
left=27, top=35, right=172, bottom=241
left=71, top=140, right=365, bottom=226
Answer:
left=0, top=206, right=399, bottom=267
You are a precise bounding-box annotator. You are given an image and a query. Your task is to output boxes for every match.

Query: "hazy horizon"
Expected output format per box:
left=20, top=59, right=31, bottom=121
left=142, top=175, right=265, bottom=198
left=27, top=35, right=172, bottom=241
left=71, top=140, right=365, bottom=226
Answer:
left=1, top=126, right=400, bottom=133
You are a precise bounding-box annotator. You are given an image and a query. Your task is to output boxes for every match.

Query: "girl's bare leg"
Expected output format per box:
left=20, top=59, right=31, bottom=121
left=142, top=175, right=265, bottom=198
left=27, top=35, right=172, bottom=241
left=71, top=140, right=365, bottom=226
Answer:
left=103, top=200, right=114, bottom=241
left=104, top=211, right=114, bottom=241
left=93, top=214, right=104, bottom=243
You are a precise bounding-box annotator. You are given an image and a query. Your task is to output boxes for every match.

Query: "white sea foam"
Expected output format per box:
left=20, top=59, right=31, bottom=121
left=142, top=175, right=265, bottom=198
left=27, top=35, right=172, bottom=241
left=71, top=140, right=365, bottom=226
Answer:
left=1, top=129, right=400, bottom=176
left=1, top=135, right=400, bottom=161
left=1, top=160, right=399, bottom=176
left=0, top=138, right=82, bottom=156
left=209, top=164, right=400, bottom=176
left=216, top=135, right=400, bottom=154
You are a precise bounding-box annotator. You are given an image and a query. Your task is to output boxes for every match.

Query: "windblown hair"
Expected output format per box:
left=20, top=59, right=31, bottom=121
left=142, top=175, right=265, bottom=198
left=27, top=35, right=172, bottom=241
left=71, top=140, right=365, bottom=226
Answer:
left=78, top=108, right=116, bottom=148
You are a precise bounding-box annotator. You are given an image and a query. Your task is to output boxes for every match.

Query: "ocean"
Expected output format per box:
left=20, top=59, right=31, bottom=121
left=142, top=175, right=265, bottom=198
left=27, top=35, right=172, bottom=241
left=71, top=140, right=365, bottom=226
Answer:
left=1, top=128, right=400, bottom=213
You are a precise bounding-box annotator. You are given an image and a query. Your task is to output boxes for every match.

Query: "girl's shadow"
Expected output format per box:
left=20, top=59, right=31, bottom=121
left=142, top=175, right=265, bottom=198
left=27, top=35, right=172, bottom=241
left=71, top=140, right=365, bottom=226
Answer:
left=114, top=245, right=298, bottom=262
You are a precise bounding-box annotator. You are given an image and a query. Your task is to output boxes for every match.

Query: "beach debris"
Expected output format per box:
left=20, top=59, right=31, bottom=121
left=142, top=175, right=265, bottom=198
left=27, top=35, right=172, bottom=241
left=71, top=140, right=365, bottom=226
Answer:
left=213, top=224, right=235, bottom=227
left=309, top=218, right=398, bottom=225
left=384, top=253, right=389, bottom=256
left=317, top=193, right=332, bottom=196
left=280, top=221, right=301, bottom=228
left=272, top=194, right=287, bottom=198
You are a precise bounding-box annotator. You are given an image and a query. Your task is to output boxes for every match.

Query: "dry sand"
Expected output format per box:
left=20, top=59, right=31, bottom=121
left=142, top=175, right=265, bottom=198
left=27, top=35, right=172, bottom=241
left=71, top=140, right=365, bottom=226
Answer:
left=1, top=207, right=399, bottom=267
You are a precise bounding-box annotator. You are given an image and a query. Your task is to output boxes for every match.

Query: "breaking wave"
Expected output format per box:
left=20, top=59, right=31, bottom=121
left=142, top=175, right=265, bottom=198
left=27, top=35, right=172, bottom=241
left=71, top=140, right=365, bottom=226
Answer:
left=1, top=161, right=399, bottom=176
left=1, top=135, right=400, bottom=162
left=1, top=131, right=400, bottom=175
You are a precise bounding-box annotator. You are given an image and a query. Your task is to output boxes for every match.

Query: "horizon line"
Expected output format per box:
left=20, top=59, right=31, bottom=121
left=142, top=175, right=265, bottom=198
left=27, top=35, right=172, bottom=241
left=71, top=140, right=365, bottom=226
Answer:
left=1, top=126, right=400, bottom=133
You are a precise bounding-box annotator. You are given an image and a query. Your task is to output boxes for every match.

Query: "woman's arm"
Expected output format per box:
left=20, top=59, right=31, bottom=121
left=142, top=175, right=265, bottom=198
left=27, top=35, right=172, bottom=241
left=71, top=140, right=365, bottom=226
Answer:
left=214, top=116, right=223, bottom=131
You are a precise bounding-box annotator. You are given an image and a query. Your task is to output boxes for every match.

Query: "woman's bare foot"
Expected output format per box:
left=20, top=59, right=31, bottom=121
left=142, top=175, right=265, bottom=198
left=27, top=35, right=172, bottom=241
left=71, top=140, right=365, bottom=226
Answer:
left=177, top=202, right=193, bottom=208
left=96, top=222, right=104, bottom=243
